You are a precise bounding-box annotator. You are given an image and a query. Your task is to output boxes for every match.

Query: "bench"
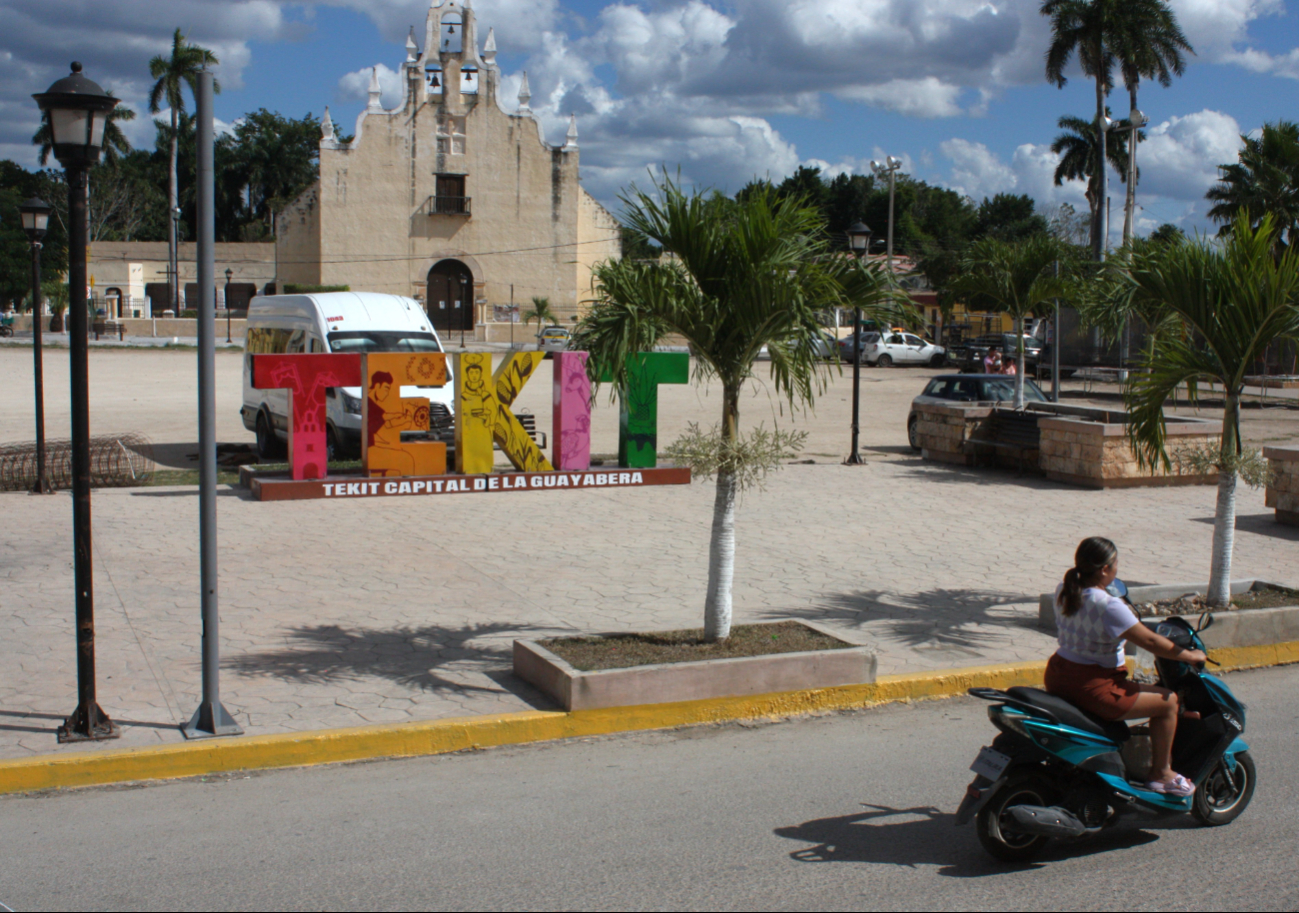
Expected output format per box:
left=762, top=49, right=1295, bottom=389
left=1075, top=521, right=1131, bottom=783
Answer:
left=964, top=409, right=1041, bottom=475
left=92, top=320, right=126, bottom=341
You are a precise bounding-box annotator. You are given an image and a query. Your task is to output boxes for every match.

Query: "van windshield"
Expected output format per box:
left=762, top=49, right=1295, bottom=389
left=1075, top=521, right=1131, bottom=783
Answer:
left=327, top=331, right=443, bottom=354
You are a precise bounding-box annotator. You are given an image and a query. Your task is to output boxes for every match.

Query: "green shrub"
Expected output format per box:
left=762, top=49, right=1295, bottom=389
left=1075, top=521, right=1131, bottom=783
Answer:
left=283, top=284, right=351, bottom=294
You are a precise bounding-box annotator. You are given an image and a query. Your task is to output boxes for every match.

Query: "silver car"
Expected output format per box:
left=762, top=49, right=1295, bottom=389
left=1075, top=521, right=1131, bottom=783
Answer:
left=537, top=325, right=571, bottom=354
left=907, top=374, right=1049, bottom=450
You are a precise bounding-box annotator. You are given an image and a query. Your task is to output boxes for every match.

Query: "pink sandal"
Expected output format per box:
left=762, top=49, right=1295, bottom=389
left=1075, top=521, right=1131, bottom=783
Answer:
left=1146, top=773, right=1195, bottom=797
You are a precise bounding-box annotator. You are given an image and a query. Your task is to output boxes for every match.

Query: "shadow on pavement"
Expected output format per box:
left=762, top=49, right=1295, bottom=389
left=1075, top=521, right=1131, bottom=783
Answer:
left=774, top=803, right=1159, bottom=876
left=0, top=709, right=178, bottom=734
left=1190, top=512, right=1299, bottom=542
left=771, top=587, right=1038, bottom=651
left=225, top=621, right=560, bottom=707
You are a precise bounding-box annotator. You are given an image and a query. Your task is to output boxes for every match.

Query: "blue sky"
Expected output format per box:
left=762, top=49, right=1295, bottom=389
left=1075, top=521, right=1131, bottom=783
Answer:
left=3, top=0, right=1297, bottom=236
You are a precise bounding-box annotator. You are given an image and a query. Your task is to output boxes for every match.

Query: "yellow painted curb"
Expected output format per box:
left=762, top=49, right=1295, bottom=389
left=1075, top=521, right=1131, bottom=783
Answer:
left=0, top=660, right=1047, bottom=797
left=1, top=646, right=1291, bottom=798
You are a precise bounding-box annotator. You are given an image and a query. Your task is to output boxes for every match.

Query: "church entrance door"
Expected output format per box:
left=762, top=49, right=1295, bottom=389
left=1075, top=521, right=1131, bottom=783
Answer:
left=426, top=260, right=474, bottom=336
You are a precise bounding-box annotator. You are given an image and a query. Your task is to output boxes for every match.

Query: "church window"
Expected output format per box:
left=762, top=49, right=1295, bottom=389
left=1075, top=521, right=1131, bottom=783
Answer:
left=461, top=66, right=478, bottom=95
left=425, top=65, right=443, bottom=94
left=434, top=174, right=468, bottom=214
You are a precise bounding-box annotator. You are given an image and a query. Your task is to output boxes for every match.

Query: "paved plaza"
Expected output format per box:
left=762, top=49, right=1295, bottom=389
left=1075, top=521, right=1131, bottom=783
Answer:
left=1, top=347, right=1296, bottom=758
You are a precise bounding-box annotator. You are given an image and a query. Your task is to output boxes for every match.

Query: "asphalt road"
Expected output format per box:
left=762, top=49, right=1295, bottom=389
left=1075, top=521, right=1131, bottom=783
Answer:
left=3, top=665, right=1298, bottom=912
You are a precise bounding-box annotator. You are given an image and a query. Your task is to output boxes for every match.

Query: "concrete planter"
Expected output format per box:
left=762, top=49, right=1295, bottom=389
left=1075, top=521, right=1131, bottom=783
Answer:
left=513, top=621, right=877, bottom=711
left=1265, top=447, right=1299, bottom=526
left=1037, top=579, right=1299, bottom=652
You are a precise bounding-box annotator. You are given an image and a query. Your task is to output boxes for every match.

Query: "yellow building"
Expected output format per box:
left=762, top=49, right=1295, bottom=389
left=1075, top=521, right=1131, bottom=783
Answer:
left=276, top=0, right=622, bottom=341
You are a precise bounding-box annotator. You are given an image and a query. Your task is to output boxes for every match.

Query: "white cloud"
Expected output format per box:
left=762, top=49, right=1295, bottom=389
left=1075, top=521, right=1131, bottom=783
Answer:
left=337, top=64, right=404, bottom=110
left=836, top=78, right=965, bottom=118
left=940, top=138, right=1016, bottom=199
left=1136, top=109, right=1244, bottom=200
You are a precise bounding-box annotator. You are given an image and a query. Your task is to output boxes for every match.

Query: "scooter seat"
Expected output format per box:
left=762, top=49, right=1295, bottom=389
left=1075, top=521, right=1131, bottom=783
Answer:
left=1006, top=687, right=1130, bottom=743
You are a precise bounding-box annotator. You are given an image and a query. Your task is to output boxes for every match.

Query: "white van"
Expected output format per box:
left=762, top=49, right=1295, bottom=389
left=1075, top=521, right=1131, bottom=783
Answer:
left=241, top=292, right=454, bottom=461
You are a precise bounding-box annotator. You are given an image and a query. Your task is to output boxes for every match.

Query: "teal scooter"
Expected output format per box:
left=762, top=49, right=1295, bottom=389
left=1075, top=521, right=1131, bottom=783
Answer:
left=955, top=580, right=1255, bottom=862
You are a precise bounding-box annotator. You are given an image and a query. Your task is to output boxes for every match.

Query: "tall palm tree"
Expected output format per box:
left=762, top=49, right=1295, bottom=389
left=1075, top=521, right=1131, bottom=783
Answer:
left=1110, top=0, right=1193, bottom=243
left=34, top=104, right=136, bottom=166
left=1043, top=0, right=1121, bottom=261
left=949, top=236, right=1073, bottom=408
left=1206, top=121, right=1299, bottom=254
left=576, top=177, right=907, bottom=641
left=149, top=28, right=219, bottom=311
left=1052, top=110, right=1133, bottom=249
left=1124, top=214, right=1299, bottom=606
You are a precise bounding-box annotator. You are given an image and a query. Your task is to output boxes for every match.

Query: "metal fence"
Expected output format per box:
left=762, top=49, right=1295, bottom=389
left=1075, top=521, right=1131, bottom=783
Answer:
left=0, top=433, right=155, bottom=492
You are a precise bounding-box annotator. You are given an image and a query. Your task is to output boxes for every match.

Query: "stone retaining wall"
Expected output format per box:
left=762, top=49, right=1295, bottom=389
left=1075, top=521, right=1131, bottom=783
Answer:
left=1265, top=446, right=1299, bottom=526
left=1038, top=414, right=1220, bottom=489
left=913, top=402, right=990, bottom=466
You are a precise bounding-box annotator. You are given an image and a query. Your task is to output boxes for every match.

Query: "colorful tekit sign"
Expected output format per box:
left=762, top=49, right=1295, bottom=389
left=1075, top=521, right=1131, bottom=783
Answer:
left=248, top=350, right=691, bottom=501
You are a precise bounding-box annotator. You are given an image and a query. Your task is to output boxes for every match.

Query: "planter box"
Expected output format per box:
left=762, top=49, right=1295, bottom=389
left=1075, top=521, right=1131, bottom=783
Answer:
left=513, top=621, right=877, bottom=711
left=1265, top=447, right=1299, bottom=527
left=1037, top=579, right=1299, bottom=651
left=1033, top=410, right=1220, bottom=489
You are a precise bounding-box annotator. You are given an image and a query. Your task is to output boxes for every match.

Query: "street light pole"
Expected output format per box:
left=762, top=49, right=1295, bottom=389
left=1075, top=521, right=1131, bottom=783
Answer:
left=844, top=221, right=872, bottom=466
left=171, top=206, right=182, bottom=314
left=35, top=62, right=121, bottom=743
left=225, top=267, right=233, bottom=344
left=20, top=197, right=53, bottom=494
left=871, top=157, right=902, bottom=272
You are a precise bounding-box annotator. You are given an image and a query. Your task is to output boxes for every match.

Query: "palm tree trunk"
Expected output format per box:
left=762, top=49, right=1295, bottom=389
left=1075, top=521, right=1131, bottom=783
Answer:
left=1094, top=62, right=1108, bottom=262
left=1207, top=391, right=1241, bottom=607
left=1123, top=86, right=1138, bottom=245
left=169, top=106, right=179, bottom=313
left=704, top=384, right=740, bottom=641
left=1013, top=315, right=1026, bottom=409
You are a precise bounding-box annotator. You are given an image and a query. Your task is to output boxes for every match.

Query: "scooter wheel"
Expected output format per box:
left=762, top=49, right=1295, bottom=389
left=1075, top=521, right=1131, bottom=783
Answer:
left=976, top=772, right=1056, bottom=862
left=1192, top=751, right=1255, bottom=826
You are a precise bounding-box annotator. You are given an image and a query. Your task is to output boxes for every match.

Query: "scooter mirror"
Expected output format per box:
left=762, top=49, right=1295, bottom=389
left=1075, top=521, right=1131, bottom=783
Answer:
left=1197, top=611, right=1214, bottom=632
left=1107, top=578, right=1129, bottom=599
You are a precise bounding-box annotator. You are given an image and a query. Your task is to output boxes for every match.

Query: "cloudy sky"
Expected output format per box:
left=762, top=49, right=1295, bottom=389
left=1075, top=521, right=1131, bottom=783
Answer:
left=2, top=0, right=1296, bottom=237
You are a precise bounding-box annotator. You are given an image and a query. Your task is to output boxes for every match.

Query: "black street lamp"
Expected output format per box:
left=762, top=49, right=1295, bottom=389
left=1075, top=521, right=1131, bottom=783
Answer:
left=224, top=267, right=233, bottom=343
left=19, top=197, right=53, bottom=495
left=844, top=221, right=872, bottom=466
left=34, top=62, right=122, bottom=743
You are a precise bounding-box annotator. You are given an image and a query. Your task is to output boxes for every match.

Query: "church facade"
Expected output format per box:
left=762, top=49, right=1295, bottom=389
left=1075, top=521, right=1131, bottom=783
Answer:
left=276, top=0, right=621, bottom=339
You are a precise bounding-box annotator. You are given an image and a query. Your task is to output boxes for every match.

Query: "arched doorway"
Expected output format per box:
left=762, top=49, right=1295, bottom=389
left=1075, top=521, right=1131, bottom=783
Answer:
left=426, top=259, right=474, bottom=335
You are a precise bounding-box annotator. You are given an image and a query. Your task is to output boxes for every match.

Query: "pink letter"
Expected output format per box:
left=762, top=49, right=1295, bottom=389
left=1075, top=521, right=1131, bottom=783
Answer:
left=553, top=351, right=591, bottom=471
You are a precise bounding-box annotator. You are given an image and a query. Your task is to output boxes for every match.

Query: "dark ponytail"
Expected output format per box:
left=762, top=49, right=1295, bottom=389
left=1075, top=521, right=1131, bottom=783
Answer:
left=1059, top=536, right=1118, bottom=617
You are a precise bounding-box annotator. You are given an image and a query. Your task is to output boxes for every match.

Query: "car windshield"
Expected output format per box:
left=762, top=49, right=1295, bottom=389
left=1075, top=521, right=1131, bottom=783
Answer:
left=327, top=331, right=443, bottom=353
left=978, top=378, right=1048, bottom=401
left=541, top=328, right=568, bottom=338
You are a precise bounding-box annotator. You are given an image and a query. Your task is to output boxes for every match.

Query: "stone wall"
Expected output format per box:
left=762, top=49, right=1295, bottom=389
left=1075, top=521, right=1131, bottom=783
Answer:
left=1265, top=447, right=1299, bottom=526
left=913, top=402, right=990, bottom=466
left=1038, top=414, right=1220, bottom=489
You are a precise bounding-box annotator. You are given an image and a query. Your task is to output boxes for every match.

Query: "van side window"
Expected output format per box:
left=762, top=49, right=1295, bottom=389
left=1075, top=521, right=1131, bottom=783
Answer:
left=308, top=337, right=325, bottom=354
left=246, top=327, right=293, bottom=354
left=286, top=330, right=306, bottom=354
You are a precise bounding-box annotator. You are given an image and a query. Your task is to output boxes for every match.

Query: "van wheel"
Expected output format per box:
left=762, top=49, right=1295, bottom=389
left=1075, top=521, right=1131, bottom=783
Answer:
left=255, top=412, right=284, bottom=461
left=326, top=427, right=342, bottom=464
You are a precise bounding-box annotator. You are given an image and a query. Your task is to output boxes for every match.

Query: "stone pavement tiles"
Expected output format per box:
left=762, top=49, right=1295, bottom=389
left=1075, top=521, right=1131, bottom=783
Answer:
left=2, top=454, right=1296, bottom=759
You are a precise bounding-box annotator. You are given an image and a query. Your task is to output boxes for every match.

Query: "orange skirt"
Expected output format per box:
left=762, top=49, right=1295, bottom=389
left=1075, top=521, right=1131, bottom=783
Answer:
left=1044, top=653, right=1141, bottom=721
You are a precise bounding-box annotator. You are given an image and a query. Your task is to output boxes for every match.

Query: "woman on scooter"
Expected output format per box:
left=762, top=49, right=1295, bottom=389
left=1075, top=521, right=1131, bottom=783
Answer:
left=1047, top=537, right=1207, bottom=797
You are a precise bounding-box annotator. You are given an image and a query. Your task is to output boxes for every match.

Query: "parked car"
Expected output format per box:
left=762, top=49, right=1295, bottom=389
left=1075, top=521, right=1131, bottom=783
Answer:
left=947, top=333, right=1044, bottom=373
left=861, top=331, right=946, bottom=367
left=906, top=374, right=1049, bottom=450
left=242, top=292, right=452, bottom=461
left=537, top=325, right=571, bottom=354
left=837, top=331, right=881, bottom=363
left=810, top=331, right=839, bottom=359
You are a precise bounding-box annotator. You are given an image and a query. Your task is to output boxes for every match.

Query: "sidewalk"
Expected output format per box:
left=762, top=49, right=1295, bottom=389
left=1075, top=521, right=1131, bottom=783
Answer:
left=2, top=455, right=1294, bottom=761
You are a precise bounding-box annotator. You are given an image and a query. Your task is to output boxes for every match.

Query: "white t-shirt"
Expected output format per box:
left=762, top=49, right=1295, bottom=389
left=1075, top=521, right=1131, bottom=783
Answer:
left=1053, top=584, right=1140, bottom=668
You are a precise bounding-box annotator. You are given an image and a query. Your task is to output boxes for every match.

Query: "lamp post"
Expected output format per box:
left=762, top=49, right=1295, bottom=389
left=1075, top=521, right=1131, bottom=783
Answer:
left=1121, top=109, right=1148, bottom=246
left=19, top=197, right=53, bottom=495
left=870, top=156, right=902, bottom=271
left=844, top=221, right=872, bottom=466
left=34, top=62, right=122, bottom=743
left=171, top=206, right=182, bottom=314
left=224, top=267, right=233, bottom=343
